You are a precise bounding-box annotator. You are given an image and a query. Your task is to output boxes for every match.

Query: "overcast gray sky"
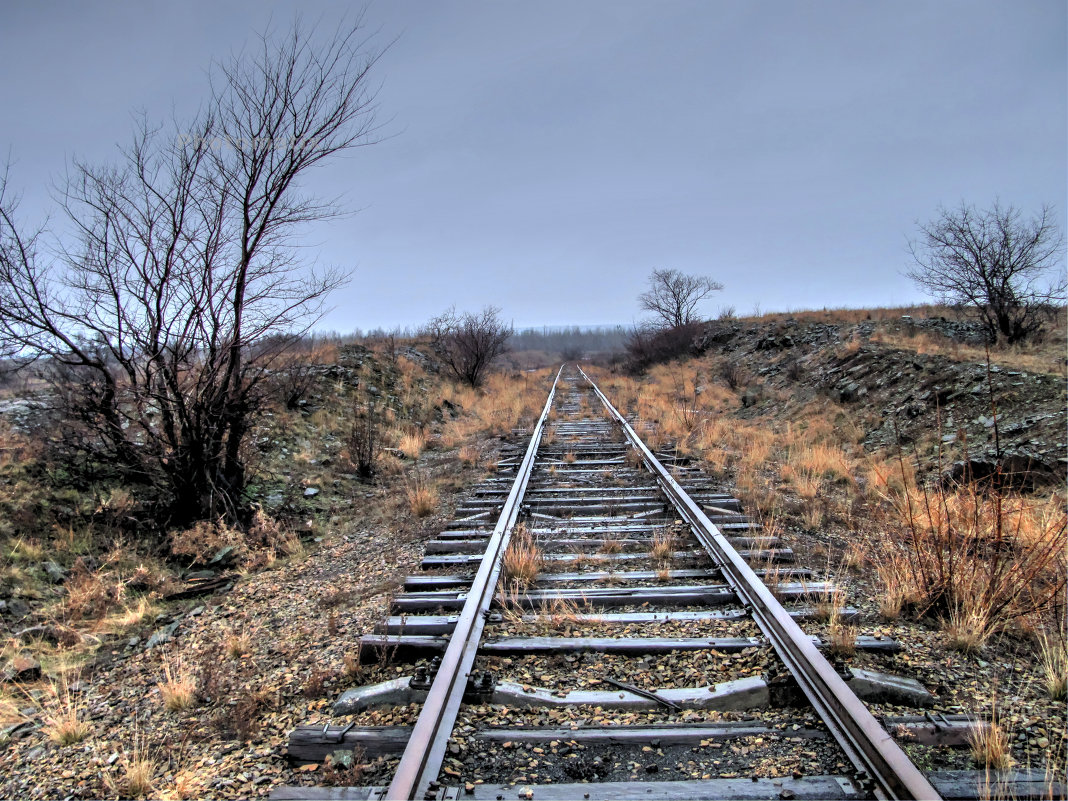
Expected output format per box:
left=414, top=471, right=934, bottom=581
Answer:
left=1, top=1, right=1065, bottom=331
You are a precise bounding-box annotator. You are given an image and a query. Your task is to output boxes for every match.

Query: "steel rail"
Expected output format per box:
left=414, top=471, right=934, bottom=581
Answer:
left=578, top=366, right=941, bottom=801
left=385, top=366, right=564, bottom=801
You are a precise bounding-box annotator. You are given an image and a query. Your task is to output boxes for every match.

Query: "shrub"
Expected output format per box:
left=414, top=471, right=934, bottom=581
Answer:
left=873, top=465, right=1066, bottom=645
left=624, top=323, right=705, bottom=373
left=719, top=359, right=749, bottom=391
left=427, top=306, right=511, bottom=387
left=345, top=394, right=381, bottom=480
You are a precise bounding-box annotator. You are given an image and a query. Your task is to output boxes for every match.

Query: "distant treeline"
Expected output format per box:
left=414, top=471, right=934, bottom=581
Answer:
left=508, top=325, right=629, bottom=354
left=304, top=324, right=630, bottom=355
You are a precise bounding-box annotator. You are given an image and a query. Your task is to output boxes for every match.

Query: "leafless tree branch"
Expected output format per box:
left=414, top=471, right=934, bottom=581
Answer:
left=426, top=306, right=511, bottom=388
left=0, top=16, right=384, bottom=524
left=906, top=201, right=1066, bottom=344
left=638, top=268, right=723, bottom=329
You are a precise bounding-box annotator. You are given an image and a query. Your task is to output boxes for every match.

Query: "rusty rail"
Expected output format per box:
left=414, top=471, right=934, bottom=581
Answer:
left=384, top=366, right=564, bottom=801
left=578, top=366, right=940, bottom=801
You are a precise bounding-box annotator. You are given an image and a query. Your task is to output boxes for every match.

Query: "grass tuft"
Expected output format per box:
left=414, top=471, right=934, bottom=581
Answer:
left=1037, top=626, right=1068, bottom=700
left=398, top=430, right=426, bottom=460
left=44, top=677, right=90, bottom=746
left=501, top=524, right=542, bottom=588
left=158, top=656, right=197, bottom=711
left=969, top=712, right=1011, bottom=770
left=224, top=630, right=253, bottom=658
left=650, top=530, right=675, bottom=562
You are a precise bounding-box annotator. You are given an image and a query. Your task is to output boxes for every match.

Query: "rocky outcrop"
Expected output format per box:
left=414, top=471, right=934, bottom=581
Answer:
left=694, top=318, right=1066, bottom=487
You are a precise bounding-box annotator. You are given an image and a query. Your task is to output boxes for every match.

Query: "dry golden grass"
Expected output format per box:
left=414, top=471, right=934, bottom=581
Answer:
left=343, top=653, right=362, bottom=681
left=501, top=524, right=543, bottom=588
left=873, top=544, right=918, bottom=622
left=0, top=686, right=21, bottom=727
left=812, top=579, right=844, bottom=622
left=599, top=536, right=623, bottom=555
left=405, top=474, right=439, bottom=518
left=63, top=562, right=125, bottom=621
left=738, top=304, right=950, bottom=325
left=782, top=464, right=821, bottom=501
left=514, top=595, right=588, bottom=634
left=158, top=657, right=196, bottom=711
left=224, top=630, right=252, bottom=658
left=165, top=770, right=203, bottom=801
left=801, top=503, right=825, bottom=530
left=169, top=519, right=246, bottom=568
left=650, top=530, right=675, bottom=562
left=790, top=443, right=854, bottom=484
left=458, top=445, right=480, bottom=466
left=739, top=431, right=774, bottom=472
left=376, top=452, right=406, bottom=476
left=397, top=430, right=426, bottom=460
left=944, top=595, right=991, bottom=654
left=107, top=736, right=158, bottom=799
left=826, top=611, right=857, bottom=657
left=1036, top=627, right=1068, bottom=700
left=969, top=711, right=1012, bottom=770
left=839, top=337, right=863, bottom=356
left=842, top=542, right=867, bottom=572
left=873, top=475, right=1066, bottom=644
left=97, top=596, right=159, bottom=635
left=870, top=311, right=1067, bottom=377
left=7, top=537, right=44, bottom=562
left=562, top=451, right=577, bottom=464
left=43, top=677, right=90, bottom=746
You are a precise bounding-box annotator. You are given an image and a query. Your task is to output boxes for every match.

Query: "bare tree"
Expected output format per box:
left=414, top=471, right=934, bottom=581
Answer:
left=427, top=306, right=511, bottom=387
left=639, top=268, right=724, bottom=329
left=0, top=17, right=383, bottom=524
left=907, top=201, right=1066, bottom=344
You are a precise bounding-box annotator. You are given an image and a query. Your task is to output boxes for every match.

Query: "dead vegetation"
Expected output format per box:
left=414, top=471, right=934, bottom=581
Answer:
left=501, top=524, right=543, bottom=588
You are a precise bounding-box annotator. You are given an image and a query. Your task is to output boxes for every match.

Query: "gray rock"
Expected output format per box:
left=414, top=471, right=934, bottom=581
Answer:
left=3, top=654, right=41, bottom=682
left=303, top=487, right=320, bottom=497
left=847, top=667, right=934, bottom=706
left=208, top=546, right=235, bottom=566
left=3, top=599, right=29, bottom=619
left=145, top=620, right=181, bottom=649
left=42, top=561, right=67, bottom=584
left=741, top=387, right=761, bottom=408
left=839, top=381, right=864, bottom=402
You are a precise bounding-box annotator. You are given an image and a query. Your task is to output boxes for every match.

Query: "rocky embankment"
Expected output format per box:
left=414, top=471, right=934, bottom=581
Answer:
left=694, top=316, right=1066, bottom=486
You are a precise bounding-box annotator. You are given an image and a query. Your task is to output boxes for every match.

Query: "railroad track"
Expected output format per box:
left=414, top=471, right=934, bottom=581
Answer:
left=276, top=367, right=1060, bottom=801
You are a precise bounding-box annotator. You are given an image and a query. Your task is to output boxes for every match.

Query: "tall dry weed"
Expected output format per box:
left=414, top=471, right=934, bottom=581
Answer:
left=874, top=462, right=1066, bottom=646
